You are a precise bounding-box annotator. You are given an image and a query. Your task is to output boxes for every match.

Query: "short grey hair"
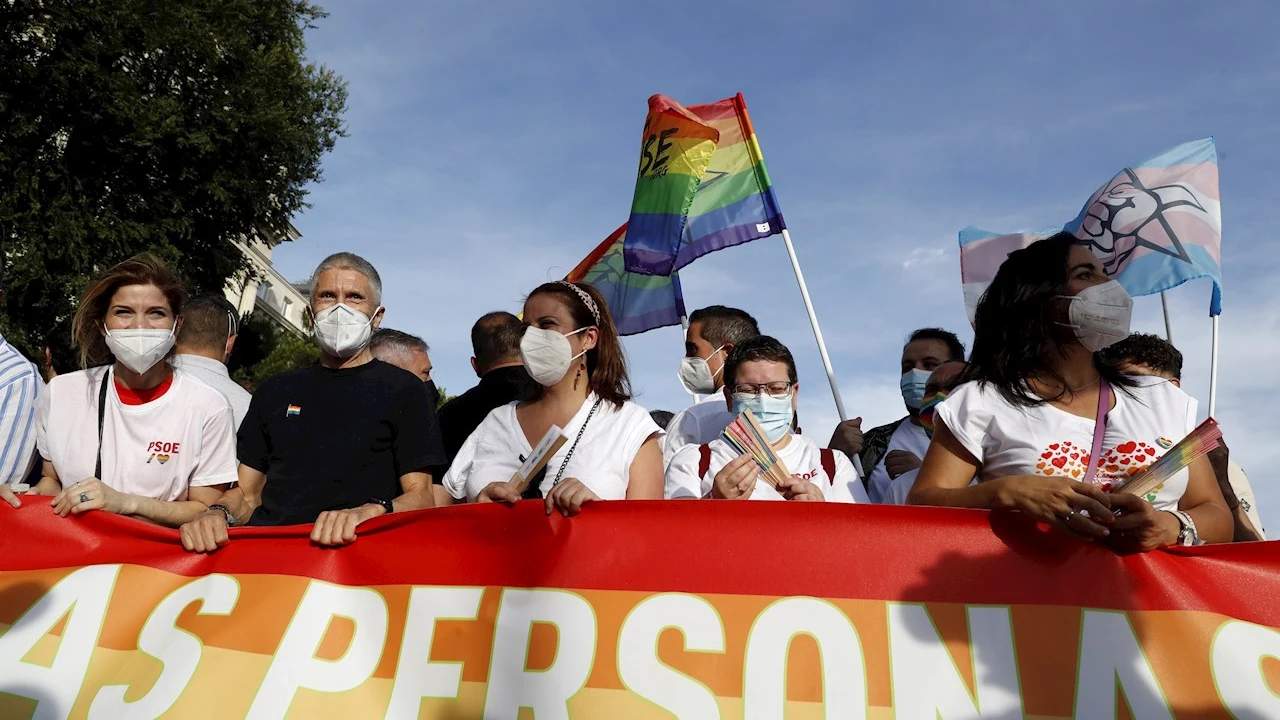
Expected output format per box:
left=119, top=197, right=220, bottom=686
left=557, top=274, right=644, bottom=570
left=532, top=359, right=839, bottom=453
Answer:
left=309, top=252, right=383, bottom=305
left=370, top=328, right=428, bottom=362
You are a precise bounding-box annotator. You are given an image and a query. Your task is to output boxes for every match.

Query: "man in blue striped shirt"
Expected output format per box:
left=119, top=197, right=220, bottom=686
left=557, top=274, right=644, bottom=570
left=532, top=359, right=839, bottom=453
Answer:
left=0, top=332, right=41, bottom=491
left=0, top=265, right=42, bottom=498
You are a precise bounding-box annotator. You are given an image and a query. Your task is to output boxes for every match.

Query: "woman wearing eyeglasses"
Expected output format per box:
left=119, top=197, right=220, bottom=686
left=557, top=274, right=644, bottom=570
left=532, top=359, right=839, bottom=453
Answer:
left=666, top=336, right=869, bottom=503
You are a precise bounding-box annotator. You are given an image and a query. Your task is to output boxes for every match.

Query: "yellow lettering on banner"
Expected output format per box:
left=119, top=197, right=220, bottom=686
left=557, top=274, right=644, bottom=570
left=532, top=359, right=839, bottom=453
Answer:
left=88, top=574, right=240, bottom=720
left=384, top=586, right=484, bottom=718
left=1210, top=620, right=1280, bottom=717
left=617, top=593, right=725, bottom=719
left=1073, top=610, right=1174, bottom=720
left=483, top=589, right=596, bottom=720
left=742, top=597, right=866, bottom=719
left=0, top=565, right=121, bottom=720
left=246, top=580, right=389, bottom=720
left=886, top=603, right=1022, bottom=718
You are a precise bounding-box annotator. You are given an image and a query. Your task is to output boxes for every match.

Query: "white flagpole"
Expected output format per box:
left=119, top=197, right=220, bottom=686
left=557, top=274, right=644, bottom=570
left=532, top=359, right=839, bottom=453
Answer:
left=779, top=229, right=864, bottom=478
left=1160, top=291, right=1173, bottom=343
left=780, top=229, right=847, bottom=421
left=1208, top=315, right=1220, bottom=417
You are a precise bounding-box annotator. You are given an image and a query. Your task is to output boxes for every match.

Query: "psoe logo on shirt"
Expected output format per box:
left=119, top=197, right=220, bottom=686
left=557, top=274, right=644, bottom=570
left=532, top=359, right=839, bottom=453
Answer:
left=145, top=441, right=181, bottom=464
left=286, top=404, right=301, bottom=417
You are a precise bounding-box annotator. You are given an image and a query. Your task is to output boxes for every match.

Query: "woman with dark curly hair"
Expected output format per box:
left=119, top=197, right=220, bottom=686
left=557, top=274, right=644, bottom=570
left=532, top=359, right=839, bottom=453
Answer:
left=909, top=233, right=1230, bottom=551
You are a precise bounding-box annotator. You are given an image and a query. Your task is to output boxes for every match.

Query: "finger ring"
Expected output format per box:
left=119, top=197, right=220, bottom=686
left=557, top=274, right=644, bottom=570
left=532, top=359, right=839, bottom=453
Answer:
left=1064, top=509, right=1077, bottom=523
left=79, top=493, right=89, bottom=504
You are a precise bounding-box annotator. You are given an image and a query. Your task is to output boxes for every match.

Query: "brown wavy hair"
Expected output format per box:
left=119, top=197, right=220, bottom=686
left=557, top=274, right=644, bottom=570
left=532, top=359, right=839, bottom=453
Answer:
left=527, top=281, right=631, bottom=407
left=72, top=253, right=186, bottom=369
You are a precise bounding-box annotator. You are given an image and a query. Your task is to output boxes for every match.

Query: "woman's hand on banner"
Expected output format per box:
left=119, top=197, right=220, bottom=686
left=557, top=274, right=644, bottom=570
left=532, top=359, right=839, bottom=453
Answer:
left=1105, top=494, right=1180, bottom=552
left=477, top=482, right=522, bottom=505
left=992, top=475, right=1113, bottom=540
left=52, top=477, right=128, bottom=517
left=545, top=478, right=599, bottom=517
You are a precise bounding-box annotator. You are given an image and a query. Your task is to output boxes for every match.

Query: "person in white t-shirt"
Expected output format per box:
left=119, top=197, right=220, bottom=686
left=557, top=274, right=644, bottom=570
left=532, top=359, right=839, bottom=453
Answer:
left=1100, top=331, right=1266, bottom=542
left=883, top=360, right=968, bottom=505
left=667, top=335, right=867, bottom=503
left=832, top=328, right=967, bottom=503
left=1, top=254, right=237, bottom=526
left=663, top=305, right=760, bottom=468
left=910, top=234, right=1231, bottom=551
left=442, top=281, right=663, bottom=515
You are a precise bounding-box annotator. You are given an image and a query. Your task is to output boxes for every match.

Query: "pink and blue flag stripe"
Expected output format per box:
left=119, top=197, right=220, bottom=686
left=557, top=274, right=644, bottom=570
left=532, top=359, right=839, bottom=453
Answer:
left=960, top=138, right=1223, bottom=321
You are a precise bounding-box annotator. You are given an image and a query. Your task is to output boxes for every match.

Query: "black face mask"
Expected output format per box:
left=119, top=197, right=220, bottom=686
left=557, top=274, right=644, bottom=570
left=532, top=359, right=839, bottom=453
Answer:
left=423, top=379, right=441, bottom=408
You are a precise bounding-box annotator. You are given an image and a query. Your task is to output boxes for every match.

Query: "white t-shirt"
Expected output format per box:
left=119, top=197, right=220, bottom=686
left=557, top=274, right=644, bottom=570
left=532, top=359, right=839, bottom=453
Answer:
left=934, top=375, right=1197, bottom=510
left=662, top=394, right=735, bottom=468
left=36, top=366, right=238, bottom=501
left=867, top=420, right=930, bottom=503
left=666, top=432, right=868, bottom=503
left=443, top=394, right=662, bottom=502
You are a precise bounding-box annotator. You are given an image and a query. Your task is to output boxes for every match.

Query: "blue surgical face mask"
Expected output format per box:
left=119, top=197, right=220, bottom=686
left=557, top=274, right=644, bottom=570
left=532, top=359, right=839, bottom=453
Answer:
left=732, top=392, right=794, bottom=443
left=900, top=368, right=932, bottom=411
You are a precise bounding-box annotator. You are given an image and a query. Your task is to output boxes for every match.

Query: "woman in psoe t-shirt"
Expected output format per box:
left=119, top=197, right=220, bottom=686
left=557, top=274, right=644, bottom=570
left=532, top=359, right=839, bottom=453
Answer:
left=910, top=234, right=1231, bottom=551
left=441, top=281, right=663, bottom=515
left=0, top=254, right=238, bottom=526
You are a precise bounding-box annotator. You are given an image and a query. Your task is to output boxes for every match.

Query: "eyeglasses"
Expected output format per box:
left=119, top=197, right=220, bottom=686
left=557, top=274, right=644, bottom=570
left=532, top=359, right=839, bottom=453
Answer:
left=732, top=381, right=794, bottom=398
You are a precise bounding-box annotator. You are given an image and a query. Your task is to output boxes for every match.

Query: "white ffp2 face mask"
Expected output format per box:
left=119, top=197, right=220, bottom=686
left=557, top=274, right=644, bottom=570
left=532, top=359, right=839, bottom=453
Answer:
left=105, top=328, right=175, bottom=374
left=313, top=303, right=380, bottom=359
left=677, top=345, right=724, bottom=395
left=521, top=326, right=590, bottom=387
left=1059, top=280, right=1133, bottom=352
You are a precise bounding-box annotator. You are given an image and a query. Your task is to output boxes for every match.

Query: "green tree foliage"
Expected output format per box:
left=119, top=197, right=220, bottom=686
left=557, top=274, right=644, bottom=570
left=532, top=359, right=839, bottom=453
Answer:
left=229, top=312, right=318, bottom=390
left=0, top=0, right=346, bottom=355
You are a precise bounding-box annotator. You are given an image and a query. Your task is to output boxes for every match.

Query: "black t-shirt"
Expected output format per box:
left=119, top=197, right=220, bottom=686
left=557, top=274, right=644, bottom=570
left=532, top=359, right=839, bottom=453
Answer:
left=435, top=365, right=538, bottom=474
left=239, top=359, right=445, bottom=526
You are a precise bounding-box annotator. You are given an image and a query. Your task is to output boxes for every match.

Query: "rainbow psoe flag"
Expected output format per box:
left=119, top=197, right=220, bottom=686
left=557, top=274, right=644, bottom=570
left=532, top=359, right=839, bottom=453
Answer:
left=959, top=138, right=1223, bottom=324
left=286, top=405, right=301, bottom=417
left=567, top=223, right=686, bottom=336
left=625, top=93, right=787, bottom=276
left=624, top=95, right=720, bottom=267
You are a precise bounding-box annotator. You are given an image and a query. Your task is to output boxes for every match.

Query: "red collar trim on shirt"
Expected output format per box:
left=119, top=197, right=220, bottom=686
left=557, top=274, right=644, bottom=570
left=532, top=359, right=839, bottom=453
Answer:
left=114, top=375, right=174, bottom=405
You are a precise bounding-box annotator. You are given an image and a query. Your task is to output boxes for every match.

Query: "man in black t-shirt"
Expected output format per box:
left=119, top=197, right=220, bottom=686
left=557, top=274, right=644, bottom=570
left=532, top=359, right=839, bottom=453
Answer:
left=433, top=311, right=536, bottom=500
left=179, top=252, right=445, bottom=551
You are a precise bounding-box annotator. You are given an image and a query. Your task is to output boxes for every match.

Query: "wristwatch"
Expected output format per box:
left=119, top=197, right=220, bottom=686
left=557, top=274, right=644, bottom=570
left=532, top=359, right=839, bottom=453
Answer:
left=1169, top=509, right=1201, bottom=546
left=369, top=497, right=394, bottom=515
left=208, top=504, right=236, bottom=527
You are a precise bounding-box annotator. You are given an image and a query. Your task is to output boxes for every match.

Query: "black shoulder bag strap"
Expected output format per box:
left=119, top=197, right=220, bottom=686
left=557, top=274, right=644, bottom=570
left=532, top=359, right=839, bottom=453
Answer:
left=95, top=369, right=110, bottom=480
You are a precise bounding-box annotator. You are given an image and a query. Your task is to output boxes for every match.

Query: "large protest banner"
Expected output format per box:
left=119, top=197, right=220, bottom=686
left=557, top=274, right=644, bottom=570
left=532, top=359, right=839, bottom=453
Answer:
left=2, top=502, right=1278, bottom=719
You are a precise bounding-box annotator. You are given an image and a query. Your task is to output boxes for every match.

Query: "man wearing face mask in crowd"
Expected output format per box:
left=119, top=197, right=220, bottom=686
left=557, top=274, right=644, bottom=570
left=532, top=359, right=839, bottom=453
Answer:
left=666, top=336, right=868, bottom=503
left=370, top=328, right=440, bottom=406
left=881, top=360, right=968, bottom=505
left=847, top=328, right=966, bottom=503
left=664, top=306, right=760, bottom=468
left=179, top=253, right=446, bottom=552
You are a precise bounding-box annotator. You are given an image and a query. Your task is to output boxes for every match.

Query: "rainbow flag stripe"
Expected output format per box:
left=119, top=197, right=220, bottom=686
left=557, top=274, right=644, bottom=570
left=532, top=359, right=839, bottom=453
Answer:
left=567, top=223, right=686, bottom=336
left=626, top=95, right=720, bottom=256
left=625, top=93, right=787, bottom=276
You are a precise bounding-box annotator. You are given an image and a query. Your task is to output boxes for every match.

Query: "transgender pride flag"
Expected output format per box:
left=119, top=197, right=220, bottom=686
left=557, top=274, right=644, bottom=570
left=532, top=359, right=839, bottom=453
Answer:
left=960, top=138, right=1224, bottom=323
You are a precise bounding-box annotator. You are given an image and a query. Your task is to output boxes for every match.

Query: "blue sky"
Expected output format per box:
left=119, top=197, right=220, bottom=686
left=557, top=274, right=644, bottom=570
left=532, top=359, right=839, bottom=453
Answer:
left=276, top=0, right=1280, bottom=528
